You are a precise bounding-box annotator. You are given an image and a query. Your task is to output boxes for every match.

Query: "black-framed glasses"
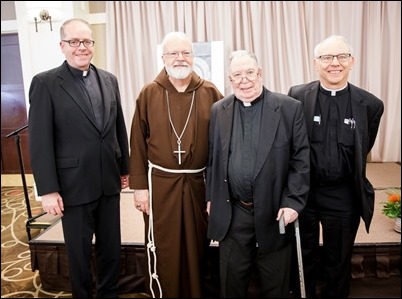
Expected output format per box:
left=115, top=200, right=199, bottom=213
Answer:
left=163, top=51, right=193, bottom=59
left=62, top=40, right=95, bottom=48
left=229, top=68, right=260, bottom=84
left=316, top=53, right=351, bottom=63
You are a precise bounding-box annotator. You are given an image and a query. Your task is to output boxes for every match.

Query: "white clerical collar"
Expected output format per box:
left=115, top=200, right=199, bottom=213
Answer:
left=321, top=83, right=348, bottom=96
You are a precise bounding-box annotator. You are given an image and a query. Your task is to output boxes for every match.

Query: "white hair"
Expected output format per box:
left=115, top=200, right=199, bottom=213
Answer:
left=313, top=35, right=353, bottom=57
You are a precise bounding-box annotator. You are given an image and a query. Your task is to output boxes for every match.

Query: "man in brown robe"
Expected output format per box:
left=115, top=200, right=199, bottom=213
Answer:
left=129, top=32, right=223, bottom=298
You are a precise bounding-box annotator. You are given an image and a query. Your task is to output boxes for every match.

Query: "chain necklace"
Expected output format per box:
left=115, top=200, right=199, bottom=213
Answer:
left=166, top=90, right=195, bottom=165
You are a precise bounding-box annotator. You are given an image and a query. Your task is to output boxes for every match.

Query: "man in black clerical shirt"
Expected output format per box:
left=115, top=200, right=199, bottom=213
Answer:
left=288, top=35, right=384, bottom=298
left=206, top=50, right=310, bottom=298
left=28, top=18, right=129, bottom=298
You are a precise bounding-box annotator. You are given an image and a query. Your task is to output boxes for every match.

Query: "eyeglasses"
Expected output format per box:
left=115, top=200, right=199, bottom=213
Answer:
left=163, top=51, right=193, bottom=59
left=316, top=53, right=351, bottom=64
left=62, top=40, right=95, bottom=48
left=229, top=69, right=260, bottom=84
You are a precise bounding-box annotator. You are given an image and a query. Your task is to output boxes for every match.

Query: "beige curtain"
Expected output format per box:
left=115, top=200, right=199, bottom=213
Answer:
left=106, top=1, right=401, bottom=162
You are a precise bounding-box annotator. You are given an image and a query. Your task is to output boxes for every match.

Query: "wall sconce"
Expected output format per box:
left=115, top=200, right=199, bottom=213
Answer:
left=26, top=2, right=63, bottom=33
left=34, top=9, right=52, bottom=32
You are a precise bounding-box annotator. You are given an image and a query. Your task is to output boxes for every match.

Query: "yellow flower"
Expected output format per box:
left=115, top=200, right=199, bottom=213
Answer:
left=381, top=188, right=401, bottom=219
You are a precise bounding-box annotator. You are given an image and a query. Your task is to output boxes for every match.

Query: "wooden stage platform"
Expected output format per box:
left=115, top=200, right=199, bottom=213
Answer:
left=28, top=163, right=401, bottom=296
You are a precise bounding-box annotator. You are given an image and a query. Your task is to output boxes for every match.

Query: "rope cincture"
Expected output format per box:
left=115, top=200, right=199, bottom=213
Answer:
left=146, top=160, right=205, bottom=298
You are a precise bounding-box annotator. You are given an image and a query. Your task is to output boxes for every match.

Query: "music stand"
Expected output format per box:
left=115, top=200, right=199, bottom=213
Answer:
left=6, top=125, right=59, bottom=240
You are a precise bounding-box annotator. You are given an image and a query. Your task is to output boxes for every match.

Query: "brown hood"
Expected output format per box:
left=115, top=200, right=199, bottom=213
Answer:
left=154, top=68, right=204, bottom=93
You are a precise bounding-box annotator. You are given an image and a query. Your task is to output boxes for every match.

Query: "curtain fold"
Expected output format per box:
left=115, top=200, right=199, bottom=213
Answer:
left=106, top=1, right=401, bottom=162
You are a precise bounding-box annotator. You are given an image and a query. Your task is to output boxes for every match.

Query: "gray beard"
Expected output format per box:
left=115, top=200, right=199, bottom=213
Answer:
left=166, top=66, right=193, bottom=79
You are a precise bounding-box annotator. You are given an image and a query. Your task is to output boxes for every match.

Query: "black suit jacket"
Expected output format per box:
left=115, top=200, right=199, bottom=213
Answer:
left=206, top=87, right=310, bottom=253
left=28, top=61, right=129, bottom=206
left=288, top=81, right=384, bottom=232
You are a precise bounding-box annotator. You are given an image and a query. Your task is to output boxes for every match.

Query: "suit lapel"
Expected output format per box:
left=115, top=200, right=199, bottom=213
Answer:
left=218, top=97, right=235, bottom=177
left=59, top=65, right=100, bottom=130
left=304, top=83, right=319, bottom=138
left=97, top=69, right=111, bottom=132
left=254, top=90, right=280, bottom=179
left=350, top=85, right=366, bottom=135
left=350, top=85, right=366, bottom=160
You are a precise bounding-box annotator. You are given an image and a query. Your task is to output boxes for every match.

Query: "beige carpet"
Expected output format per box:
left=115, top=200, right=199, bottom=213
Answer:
left=366, top=162, right=401, bottom=189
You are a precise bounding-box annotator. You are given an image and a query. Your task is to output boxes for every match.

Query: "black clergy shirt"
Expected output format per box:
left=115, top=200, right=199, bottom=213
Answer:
left=309, top=84, right=357, bottom=217
left=68, top=63, right=104, bottom=129
left=228, top=94, right=263, bottom=203
left=311, top=84, right=355, bottom=186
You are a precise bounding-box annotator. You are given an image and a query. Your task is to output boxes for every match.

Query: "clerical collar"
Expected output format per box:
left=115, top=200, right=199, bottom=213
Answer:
left=319, top=83, right=348, bottom=96
left=66, top=61, right=91, bottom=78
left=235, top=92, right=263, bottom=106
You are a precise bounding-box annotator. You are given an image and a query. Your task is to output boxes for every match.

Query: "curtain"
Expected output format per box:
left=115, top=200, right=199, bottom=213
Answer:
left=106, top=1, right=401, bottom=162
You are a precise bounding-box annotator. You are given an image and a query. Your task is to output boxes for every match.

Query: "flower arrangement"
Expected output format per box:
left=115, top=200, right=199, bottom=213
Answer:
left=381, top=188, right=401, bottom=219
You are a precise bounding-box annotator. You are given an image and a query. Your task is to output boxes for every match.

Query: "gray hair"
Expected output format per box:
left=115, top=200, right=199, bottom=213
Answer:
left=313, top=35, right=353, bottom=57
left=161, top=32, right=193, bottom=53
left=228, top=50, right=259, bottom=69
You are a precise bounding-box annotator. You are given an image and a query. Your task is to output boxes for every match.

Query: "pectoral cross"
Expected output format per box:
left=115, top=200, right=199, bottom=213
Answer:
left=174, top=140, right=185, bottom=165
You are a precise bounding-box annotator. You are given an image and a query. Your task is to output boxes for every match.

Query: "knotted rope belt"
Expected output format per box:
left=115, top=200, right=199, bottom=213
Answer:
left=146, top=160, right=205, bottom=298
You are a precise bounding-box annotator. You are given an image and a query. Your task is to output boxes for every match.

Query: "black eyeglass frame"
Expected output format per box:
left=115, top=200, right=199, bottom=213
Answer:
left=62, top=40, right=95, bottom=47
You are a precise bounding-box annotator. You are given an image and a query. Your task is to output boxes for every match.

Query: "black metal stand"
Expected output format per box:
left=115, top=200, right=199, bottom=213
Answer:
left=6, top=124, right=48, bottom=240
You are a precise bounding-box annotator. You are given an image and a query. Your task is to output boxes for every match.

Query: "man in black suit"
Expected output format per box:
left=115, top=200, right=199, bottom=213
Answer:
left=28, top=19, right=129, bottom=298
left=288, top=35, right=384, bottom=298
left=206, top=50, right=310, bottom=297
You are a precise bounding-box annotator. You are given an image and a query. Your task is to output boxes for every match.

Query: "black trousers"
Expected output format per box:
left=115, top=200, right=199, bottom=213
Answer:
left=61, top=193, right=121, bottom=298
left=219, top=203, right=292, bottom=298
left=299, top=207, right=360, bottom=298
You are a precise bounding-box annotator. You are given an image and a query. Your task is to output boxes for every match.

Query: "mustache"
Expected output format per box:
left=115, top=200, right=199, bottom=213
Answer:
left=173, top=63, right=190, bottom=67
